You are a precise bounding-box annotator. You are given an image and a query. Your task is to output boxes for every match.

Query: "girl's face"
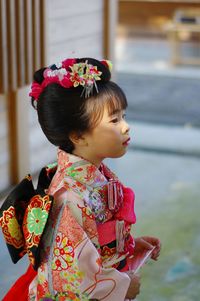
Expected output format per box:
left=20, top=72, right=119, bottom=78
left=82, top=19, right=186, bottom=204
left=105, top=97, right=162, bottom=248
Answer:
left=79, top=105, right=130, bottom=167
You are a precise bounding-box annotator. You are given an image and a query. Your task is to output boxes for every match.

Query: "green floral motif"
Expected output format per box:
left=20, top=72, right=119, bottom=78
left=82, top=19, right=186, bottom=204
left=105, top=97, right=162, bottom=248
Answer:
left=47, top=162, right=57, bottom=170
left=27, top=208, right=48, bottom=235
left=66, top=167, right=81, bottom=178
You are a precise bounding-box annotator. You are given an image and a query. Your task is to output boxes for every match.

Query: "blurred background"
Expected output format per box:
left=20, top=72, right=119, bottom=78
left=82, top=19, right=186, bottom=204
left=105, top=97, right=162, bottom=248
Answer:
left=0, top=0, right=200, bottom=300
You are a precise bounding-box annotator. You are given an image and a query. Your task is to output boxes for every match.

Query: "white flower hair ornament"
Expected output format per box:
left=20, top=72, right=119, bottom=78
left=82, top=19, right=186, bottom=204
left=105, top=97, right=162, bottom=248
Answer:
left=29, top=59, right=112, bottom=102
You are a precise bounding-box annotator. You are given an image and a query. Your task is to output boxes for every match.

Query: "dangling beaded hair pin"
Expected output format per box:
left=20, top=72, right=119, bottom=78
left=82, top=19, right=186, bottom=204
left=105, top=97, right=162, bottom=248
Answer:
left=29, top=58, right=112, bottom=104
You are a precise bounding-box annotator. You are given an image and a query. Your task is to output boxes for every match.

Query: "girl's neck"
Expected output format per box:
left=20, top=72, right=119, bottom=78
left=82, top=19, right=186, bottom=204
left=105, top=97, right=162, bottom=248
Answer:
left=72, top=150, right=103, bottom=168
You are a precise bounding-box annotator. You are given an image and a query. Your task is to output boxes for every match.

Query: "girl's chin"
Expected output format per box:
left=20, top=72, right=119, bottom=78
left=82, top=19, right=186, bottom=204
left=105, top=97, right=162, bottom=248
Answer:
left=109, top=150, right=127, bottom=159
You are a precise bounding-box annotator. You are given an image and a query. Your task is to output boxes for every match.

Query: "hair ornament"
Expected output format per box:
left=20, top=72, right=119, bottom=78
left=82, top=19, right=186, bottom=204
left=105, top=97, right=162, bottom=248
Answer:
left=70, top=60, right=102, bottom=98
left=29, top=58, right=111, bottom=101
left=101, top=59, right=113, bottom=72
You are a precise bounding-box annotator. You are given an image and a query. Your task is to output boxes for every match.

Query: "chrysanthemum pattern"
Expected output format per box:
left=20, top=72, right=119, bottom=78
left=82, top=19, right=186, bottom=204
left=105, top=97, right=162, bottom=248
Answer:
left=0, top=206, right=24, bottom=248
left=23, top=194, right=52, bottom=249
left=52, top=232, right=74, bottom=271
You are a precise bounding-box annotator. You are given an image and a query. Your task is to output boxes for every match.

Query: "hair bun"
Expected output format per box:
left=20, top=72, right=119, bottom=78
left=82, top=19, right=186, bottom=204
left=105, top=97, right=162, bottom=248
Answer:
left=33, top=67, right=46, bottom=84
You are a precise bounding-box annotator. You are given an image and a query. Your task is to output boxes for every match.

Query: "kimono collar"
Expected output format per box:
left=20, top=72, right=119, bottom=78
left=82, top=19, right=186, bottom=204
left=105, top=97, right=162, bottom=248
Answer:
left=57, top=148, right=117, bottom=188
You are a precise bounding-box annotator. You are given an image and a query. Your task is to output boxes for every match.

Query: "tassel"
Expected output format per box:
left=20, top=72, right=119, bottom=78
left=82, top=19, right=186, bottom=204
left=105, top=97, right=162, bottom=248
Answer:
left=107, top=180, right=123, bottom=211
left=116, top=220, right=125, bottom=253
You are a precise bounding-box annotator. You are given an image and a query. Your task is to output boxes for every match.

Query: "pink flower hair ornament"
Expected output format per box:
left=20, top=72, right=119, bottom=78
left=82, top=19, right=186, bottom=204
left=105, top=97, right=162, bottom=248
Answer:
left=29, top=59, right=112, bottom=102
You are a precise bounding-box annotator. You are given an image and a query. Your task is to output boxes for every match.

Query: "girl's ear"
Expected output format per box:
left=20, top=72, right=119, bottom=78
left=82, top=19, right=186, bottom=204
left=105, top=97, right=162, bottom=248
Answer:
left=69, top=131, right=87, bottom=146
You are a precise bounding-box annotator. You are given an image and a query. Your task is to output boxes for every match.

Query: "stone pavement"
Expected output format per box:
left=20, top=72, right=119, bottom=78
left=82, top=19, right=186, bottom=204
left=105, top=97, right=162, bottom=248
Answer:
left=118, top=72, right=200, bottom=127
left=129, top=121, right=200, bottom=157
left=116, top=36, right=200, bottom=128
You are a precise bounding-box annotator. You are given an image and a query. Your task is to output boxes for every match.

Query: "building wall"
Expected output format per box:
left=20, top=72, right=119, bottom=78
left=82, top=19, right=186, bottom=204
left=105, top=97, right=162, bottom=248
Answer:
left=47, top=0, right=104, bottom=63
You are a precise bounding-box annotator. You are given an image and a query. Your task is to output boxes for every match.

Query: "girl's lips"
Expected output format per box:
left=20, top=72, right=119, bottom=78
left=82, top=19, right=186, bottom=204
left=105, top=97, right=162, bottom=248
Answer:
left=123, top=137, right=130, bottom=146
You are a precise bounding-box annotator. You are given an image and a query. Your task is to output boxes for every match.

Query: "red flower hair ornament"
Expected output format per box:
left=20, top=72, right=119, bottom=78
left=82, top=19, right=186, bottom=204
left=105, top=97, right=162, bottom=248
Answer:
left=29, top=58, right=112, bottom=102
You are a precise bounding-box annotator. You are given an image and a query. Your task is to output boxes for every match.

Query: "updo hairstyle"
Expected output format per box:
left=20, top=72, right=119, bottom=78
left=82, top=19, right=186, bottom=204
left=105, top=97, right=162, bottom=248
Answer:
left=31, top=57, right=127, bottom=153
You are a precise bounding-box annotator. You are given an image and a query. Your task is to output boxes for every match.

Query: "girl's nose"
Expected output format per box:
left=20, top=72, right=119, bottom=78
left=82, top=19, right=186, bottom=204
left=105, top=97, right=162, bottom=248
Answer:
left=122, top=120, right=130, bottom=134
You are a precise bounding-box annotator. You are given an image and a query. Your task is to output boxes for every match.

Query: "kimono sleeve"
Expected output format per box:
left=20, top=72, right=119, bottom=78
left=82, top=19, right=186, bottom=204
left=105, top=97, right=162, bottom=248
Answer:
left=50, top=190, right=131, bottom=301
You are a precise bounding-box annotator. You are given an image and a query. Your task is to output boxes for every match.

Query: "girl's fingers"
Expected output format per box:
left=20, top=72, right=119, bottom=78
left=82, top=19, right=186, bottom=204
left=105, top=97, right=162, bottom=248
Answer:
left=151, top=248, right=161, bottom=260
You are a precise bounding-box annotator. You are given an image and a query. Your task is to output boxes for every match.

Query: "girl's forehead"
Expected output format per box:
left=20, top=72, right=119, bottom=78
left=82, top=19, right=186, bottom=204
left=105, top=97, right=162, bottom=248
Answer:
left=101, top=106, right=124, bottom=119
left=106, top=95, right=127, bottom=113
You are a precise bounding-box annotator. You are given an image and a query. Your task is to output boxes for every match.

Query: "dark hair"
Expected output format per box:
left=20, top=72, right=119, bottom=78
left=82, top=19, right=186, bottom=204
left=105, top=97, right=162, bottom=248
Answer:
left=31, top=57, right=127, bottom=153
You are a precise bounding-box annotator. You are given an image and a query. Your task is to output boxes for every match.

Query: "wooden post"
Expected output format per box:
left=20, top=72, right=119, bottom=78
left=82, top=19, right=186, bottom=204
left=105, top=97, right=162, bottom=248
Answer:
left=7, top=91, right=18, bottom=183
left=40, top=0, right=46, bottom=66
left=0, top=0, right=8, bottom=93
left=103, top=0, right=118, bottom=77
left=24, top=0, right=33, bottom=84
left=103, top=0, right=109, bottom=59
left=16, top=86, right=30, bottom=180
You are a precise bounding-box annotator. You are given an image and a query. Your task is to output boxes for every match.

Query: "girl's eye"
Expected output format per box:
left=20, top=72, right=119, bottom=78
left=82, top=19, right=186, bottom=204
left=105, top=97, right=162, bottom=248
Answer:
left=110, top=112, right=126, bottom=123
left=111, top=117, right=119, bottom=123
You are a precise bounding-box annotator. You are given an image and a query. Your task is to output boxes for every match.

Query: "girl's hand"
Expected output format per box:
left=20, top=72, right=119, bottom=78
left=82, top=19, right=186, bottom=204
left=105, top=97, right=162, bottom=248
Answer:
left=135, top=236, right=161, bottom=261
left=125, top=272, right=141, bottom=299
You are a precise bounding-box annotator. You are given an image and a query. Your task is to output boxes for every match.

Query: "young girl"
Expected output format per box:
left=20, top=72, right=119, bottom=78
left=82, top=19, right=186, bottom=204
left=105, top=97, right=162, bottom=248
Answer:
left=0, top=57, right=161, bottom=300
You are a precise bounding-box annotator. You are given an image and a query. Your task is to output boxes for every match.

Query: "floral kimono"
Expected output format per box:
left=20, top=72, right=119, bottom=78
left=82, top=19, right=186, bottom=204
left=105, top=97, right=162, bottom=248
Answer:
left=1, top=149, right=137, bottom=301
